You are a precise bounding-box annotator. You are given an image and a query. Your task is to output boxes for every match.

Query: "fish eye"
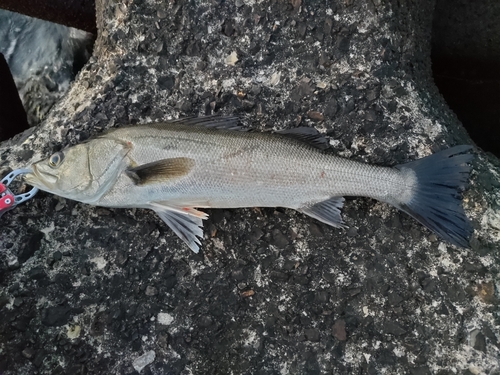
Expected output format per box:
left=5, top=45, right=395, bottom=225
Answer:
left=48, top=152, right=64, bottom=168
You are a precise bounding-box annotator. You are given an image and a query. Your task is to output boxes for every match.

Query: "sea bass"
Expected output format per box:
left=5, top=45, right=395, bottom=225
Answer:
left=24, top=116, right=473, bottom=252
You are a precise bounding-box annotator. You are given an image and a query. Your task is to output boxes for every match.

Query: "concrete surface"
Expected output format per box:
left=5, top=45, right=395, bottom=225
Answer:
left=0, top=0, right=499, bottom=373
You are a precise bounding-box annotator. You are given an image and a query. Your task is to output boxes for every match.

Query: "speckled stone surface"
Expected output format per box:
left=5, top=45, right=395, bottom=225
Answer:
left=1, top=0, right=499, bottom=374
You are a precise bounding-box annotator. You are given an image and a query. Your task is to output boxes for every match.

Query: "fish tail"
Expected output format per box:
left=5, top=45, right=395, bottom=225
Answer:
left=393, top=145, right=474, bottom=247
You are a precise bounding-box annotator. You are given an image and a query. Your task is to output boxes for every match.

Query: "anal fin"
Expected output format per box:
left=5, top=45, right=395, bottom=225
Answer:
left=150, top=202, right=208, bottom=253
left=300, top=197, right=346, bottom=228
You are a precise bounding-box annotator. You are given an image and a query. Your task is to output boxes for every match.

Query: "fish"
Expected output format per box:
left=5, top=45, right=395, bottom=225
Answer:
left=24, top=116, right=474, bottom=252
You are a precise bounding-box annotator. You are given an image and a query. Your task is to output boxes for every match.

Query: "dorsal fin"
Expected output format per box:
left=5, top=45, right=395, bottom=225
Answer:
left=169, top=115, right=245, bottom=131
left=100, top=116, right=244, bottom=136
left=277, top=127, right=329, bottom=150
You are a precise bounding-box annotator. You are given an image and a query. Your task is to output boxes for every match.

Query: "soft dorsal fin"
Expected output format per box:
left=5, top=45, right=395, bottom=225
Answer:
left=277, top=127, right=329, bottom=150
left=126, top=157, right=194, bottom=185
left=300, top=196, right=346, bottom=228
left=150, top=202, right=208, bottom=253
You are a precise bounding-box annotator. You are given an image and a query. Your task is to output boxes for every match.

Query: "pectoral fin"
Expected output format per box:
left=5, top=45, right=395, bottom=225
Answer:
left=300, top=197, right=347, bottom=228
left=126, top=157, right=194, bottom=185
left=150, top=202, right=208, bottom=253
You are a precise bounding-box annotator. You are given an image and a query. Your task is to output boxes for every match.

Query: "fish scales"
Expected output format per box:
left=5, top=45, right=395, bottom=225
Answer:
left=24, top=116, right=474, bottom=251
left=99, top=123, right=404, bottom=209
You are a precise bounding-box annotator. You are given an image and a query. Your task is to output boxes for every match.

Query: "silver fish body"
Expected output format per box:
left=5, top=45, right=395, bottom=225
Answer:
left=25, top=117, right=473, bottom=251
left=97, top=124, right=408, bottom=208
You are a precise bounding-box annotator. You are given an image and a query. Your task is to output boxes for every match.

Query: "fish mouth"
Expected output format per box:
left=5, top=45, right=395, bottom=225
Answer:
left=24, top=164, right=57, bottom=188
left=23, top=168, right=37, bottom=186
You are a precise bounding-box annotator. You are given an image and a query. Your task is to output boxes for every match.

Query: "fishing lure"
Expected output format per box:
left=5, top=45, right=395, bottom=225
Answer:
left=0, top=169, right=38, bottom=218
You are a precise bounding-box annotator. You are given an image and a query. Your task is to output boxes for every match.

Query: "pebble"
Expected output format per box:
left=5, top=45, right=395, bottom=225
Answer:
left=271, top=229, right=289, bottom=249
left=304, top=328, right=320, bottom=342
left=248, top=227, right=264, bottom=243
left=157, top=313, right=174, bottom=326
left=387, top=291, right=404, bottom=306
left=225, top=51, right=238, bottom=66
left=309, top=222, right=324, bottom=237
left=42, top=306, right=75, bottom=327
left=67, top=325, right=82, bottom=339
left=383, top=320, right=406, bottom=336
left=470, top=329, right=487, bottom=353
left=115, top=251, right=128, bottom=267
left=428, top=233, right=438, bottom=243
left=22, top=347, right=35, bottom=359
left=332, top=319, right=346, bottom=341
left=198, top=316, right=213, bottom=328
left=132, top=350, right=155, bottom=372
left=241, top=290, right=255, bottom=298
left=55, top=199, right=66, bottom=211
left=7, top=255, right=19, bottom=270
left=157, top=333, right=169, bottom=350
left=290, top=80, right=313, bottom=101
left=346, top=227, right=358, bottom=237
left=307, top=110, right=324, bottom=121
left=232, top=269, right=245, bottom=281
left=366, top=88, right=380, bottom=101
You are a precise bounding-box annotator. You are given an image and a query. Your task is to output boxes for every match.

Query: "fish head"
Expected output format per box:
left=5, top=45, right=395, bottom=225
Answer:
left=25, top=137, right=131, bottom=203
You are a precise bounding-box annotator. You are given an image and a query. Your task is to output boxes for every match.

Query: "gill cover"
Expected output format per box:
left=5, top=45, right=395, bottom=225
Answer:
left=26, top=138, right=131, bottom=203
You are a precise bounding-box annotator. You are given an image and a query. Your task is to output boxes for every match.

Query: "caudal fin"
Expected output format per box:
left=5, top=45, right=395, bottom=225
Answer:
left=395, top=145, right=474, bottom=247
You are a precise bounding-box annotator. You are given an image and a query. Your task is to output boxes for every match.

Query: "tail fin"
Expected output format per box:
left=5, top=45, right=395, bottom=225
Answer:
left=395, top=145, right=474, bottom=247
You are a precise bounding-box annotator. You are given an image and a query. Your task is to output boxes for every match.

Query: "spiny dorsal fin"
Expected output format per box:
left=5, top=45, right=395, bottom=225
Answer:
left=169, top=115, right=244, bottom=131
left=277, top=127, right=329, bottom=150
left=126, top=157, right=194, bottom=185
